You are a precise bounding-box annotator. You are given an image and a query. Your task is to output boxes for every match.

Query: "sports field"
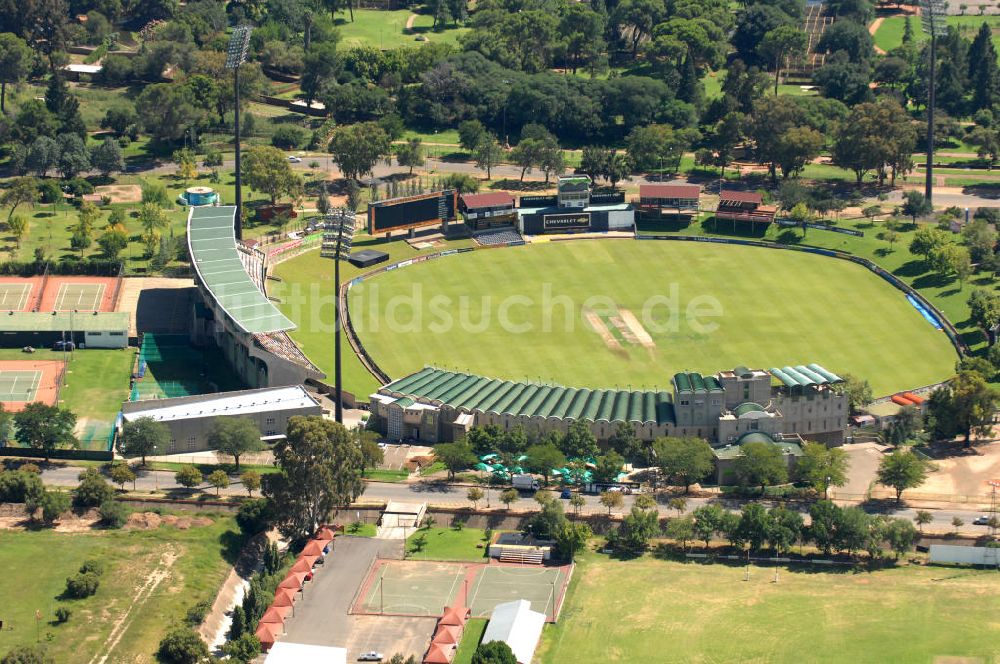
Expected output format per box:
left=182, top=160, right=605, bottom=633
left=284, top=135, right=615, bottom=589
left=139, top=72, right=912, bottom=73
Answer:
left=354, top=559, right=569, bottom=619
left=536, top=552, right=1000, bottom=663
left=345, top=241, right=957, bottom=396
left=0, top=360, right=64, bottom=411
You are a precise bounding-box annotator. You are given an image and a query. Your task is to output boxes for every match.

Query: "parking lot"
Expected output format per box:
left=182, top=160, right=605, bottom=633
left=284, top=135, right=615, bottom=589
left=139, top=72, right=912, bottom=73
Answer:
left=279, top=536, right=438, bottom=661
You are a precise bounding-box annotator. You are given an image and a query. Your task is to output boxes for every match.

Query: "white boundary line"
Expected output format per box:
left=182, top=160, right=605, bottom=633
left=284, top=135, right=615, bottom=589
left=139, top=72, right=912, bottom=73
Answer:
left=54, top=283, right=105, bottom=311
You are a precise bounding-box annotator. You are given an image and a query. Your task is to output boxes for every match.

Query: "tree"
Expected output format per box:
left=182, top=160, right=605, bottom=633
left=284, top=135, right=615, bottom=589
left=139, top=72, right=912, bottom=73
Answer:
left=560, top=421, right=598, bottom=459
left=222, top=633, right=261, bottom=663
left=263, top=416, right=365, bottom=540
left=592, top=451, right=624, bottom=484
left=458, top=120, right=488, bottom=152
left=395, top=138, right=424, bottom=175
left=733, top=502, right=771, bottom=552
left=692, top=503, right=726, bottom=549
left=795, top=442, right=849, bottom=498
left=876, top=449, right=929, bottom=502
left=466, top=486, right=484, bottom=509
left=99, top=498, right=129, bottom=528
left=240, top=470, right=261, bottom=497
left=100, top=105, right=138, bottom=137
left=7, top=215, right=28, bottom=250
left=599, top=490, right=624, bottom=515
left=135, top=84, right=204, bottom=143
left=39, top=489, right=70, bottom=525
left=607, top=422, right=643, bottom=462
left=109, top=463, right=136, bottom=491
left=767, top=506, right=803, bottom=553
left=759, top=25, right=808, bottom=95
left=242, top=146, right=304, bottom=205
left=471, top=640, right=516, bottom=664
left=626, top=124, right=694, bottom=173
left=499, top=488, right=519, bottom=510
left=885, top=518, right=919, bottom=559
left=73, top=467, right=114, bottom=508
left=927, top=369, right=998, bottom=445
left=0, top=33, right=31, bottom=114
left=831, top=99, right=916, bottom=186
left=13, top=403, right=76, bottom=462
left=473, top=136, right=503, bottom=180
left=175, top=465, right=203, bottom=489
left=664, top=515, right=695, bottom=551
left=653, top=436, right=714, bottom=492
left=901, top=190, right=932, bottom=223
left=328, top=122, right=391, bottom=181
left=1, top=177, right=37, bottom=223
left=207, top=469, right=229, bottom=496
left=837, top=373, right=873, bottom=413
left=808, top=500, right=841, bottom=554
left=173, top=148, right=197, bottom=183
left=524, top=443, right=566, bottom=486
left=435, top=441, right=477, bottom=480
left=614, top=506, right=661, bottom=551
left=968, top=289, right=1000, bottom=344
left=206, top=417, right=263, bottom=471
left=118, top=416, right=170, bottom=466
left=358, top=433, right=383, bottom=477
left=90, top=138, right=124, bottom=177
left=56, top=133, right=90, bottom=179
left=98, top=224, right=128, bottom=260
left=883, top=405, right=923, bottom=446
left=236, top=498, right=273, bottom=535
left=555, top=521, right=591, bottom=561
left=914, top=509, right=933, bottom=533
left=733, top=442, right=788, bottom=493
left=569, top=493, right=586, bottom=514
left=157, top=627, right=210, bottom=664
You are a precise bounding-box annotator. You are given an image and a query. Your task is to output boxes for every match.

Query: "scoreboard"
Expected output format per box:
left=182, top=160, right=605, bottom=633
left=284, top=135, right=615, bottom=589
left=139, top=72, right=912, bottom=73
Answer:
left=367, top=190, right=457, bottom=235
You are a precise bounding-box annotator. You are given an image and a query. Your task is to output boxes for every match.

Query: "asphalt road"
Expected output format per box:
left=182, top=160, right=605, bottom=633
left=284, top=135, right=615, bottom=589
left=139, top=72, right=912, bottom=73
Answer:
left=37, top=466, right=994, bottom=536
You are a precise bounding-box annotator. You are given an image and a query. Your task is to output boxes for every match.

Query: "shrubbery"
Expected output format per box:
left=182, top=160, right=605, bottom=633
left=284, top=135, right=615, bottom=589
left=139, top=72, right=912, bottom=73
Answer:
left=64, top=572, right=100, bottom=599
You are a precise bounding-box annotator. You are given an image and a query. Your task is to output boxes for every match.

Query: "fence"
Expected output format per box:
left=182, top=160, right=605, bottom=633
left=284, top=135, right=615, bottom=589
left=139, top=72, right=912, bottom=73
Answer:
left=0, top=446, right=113, bottom=461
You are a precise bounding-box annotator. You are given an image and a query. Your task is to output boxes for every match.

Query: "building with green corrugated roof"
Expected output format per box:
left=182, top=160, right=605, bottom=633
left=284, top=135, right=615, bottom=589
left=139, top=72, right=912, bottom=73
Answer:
left=369, top=362, right=849, bottom=447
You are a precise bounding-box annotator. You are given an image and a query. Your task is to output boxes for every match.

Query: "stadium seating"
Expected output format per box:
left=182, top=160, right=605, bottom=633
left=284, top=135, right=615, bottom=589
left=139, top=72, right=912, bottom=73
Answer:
left=474, top=228, right=523, bottom=247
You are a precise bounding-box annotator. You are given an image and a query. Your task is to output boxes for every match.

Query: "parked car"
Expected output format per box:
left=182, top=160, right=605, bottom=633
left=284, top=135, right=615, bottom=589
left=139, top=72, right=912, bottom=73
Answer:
left=52, top=340, right=75, bottom=351
left=287, top=155, right=302, bottom=163
left=357, top=653, right=384, bottom=662
left=973, top=515, right=992, bottom=525
left=560, top=488, right=572, bottom=499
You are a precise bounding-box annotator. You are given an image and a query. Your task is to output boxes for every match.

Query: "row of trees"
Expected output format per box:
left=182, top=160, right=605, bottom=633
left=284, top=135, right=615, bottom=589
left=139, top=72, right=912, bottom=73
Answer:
left=617, top=500, right=921, bottom=561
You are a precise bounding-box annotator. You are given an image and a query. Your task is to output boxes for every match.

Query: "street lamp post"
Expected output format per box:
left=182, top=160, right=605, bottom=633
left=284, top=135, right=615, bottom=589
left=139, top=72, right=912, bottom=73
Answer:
left=921, top=0, right=946, bottom=206
left=225, top=26, right=253, bottom=240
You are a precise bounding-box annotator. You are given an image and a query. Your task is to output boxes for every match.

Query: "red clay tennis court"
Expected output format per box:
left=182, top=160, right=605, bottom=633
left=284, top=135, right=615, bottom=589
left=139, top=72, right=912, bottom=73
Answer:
left=37, top=276, right=119, bottom=312
left=0, top=360, right=65, bottom=412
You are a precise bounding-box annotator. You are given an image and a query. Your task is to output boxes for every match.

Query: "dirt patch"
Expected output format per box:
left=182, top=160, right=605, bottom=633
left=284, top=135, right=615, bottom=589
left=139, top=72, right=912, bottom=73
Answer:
left=0, top=505, right=100, bottom=532
left=89, top=547, right=179, bottom=664
left=619, top=308, right=656, bottom=349
left=93, top=184, right=142, bottom=204
left=127, top=512, right=214, bottom=530
left=584, top=309, right=623, bottom=352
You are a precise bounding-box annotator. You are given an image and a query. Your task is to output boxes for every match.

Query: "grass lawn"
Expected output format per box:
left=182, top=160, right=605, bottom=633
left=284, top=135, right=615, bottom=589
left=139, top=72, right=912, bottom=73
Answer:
left=270, top=236, right=476, bottom=398
left=453, top=618, right=487, bottom=664
left=333, top=9, right=467, bottom=50
left=0, top=348, right=133, bottom=450
left=407, top=526, right=490, bottom=561
left=536, top=551, right=1000, bottom=663
left=0, top=518, right=240, bottom=663
left=344, top=522, right=377, bottom=537
left=345, top=239, right=957, bottom=396
left=874, top=14, right=1000, bottom=53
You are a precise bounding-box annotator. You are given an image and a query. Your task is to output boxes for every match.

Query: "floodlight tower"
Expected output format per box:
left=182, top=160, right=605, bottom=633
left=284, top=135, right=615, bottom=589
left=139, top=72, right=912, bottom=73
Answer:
left=326, top=209, right=356, bottom=424
left=921, top=0, right=946, bottom=206
left=226, top=26, right=253, bottom=239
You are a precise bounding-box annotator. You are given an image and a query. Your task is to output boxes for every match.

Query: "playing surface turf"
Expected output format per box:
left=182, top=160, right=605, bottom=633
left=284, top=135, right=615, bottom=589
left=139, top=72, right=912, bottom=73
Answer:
left=344, top=241, right=957, bottom=396
left=535, top=552, right=1000, bottom=664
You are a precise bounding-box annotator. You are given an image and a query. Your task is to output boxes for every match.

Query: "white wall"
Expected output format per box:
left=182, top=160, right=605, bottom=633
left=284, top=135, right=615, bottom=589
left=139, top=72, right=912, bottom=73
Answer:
left=84, top=330, right=128, bottom=348
left=929, top=545, right=1000, bottom=566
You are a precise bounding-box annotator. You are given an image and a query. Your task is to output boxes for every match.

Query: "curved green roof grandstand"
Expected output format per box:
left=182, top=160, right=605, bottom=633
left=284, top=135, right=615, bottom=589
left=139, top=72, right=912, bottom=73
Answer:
left=383, top=367, right=675, bottom=424
left=187, top=206, right=294, bottom=335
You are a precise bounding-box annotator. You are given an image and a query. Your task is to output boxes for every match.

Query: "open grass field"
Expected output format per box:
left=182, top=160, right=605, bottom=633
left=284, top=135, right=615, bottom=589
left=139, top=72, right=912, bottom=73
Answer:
left=270, top=235, right=477, bottom=398
left=0, top=518, right=239, bottom=663
left=453, top=618, right=487, bottom=664
left=333, top=9, right=467, bottom=50
left=407, top=526, right=490, bottom=561
left=873, top=14, right=1000, bottom=53
left=0, top=348, right=132, bottom=449
left=343, top=240, right=956, bottom=396
left=536, top=551, right=1000, bottom=663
